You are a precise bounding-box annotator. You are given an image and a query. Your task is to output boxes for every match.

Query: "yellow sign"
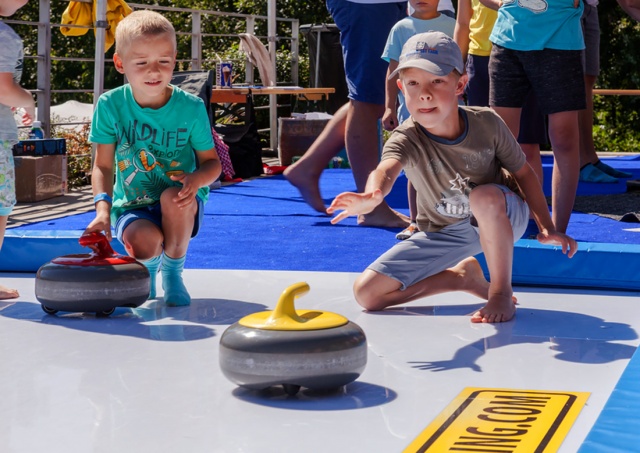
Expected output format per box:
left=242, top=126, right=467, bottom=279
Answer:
left=405, top=388, right=590, bottom=453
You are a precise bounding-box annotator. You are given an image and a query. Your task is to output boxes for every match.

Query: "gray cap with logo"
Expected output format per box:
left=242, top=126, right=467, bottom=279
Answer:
left=388, top=31, right=464, bottom=79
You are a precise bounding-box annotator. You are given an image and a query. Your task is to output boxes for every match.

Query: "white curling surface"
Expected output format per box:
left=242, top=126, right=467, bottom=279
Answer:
left=1, top=269, right=639, bottom=453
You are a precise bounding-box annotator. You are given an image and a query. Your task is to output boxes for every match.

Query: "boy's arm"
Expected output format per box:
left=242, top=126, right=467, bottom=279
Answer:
left=327, top=158, right=403, bottom=224
left=512, top=163, right=578, bottom=257
left=85, top=143, right=116, bottom=240
left=0, top=72, right=35, bottom=124
left=454, top=0, right=473, bottom=64
left=383, top=60, right=400, bottom=131
left=192, top=148, right=221, bottom=187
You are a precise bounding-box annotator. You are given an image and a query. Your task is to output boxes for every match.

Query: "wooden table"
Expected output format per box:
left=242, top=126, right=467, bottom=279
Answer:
left=211, top=86, right=336, bottom=150
left=211, top=86, right=335, bottom=104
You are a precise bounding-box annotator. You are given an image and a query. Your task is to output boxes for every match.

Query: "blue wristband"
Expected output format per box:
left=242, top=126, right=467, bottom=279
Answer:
left=93, top=193, right=112, bottom=205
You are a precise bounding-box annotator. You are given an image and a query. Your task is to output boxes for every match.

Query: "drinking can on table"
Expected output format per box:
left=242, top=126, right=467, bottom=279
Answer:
left=216, top=62, right=233, bottom=88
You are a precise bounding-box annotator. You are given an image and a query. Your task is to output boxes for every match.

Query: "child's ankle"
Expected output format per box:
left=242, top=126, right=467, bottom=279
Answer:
left=161, top=255, right=190, bottom=306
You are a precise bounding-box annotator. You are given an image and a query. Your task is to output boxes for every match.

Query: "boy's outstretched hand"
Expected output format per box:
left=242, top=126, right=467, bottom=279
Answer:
left=536, top=230, right=578, bottom=258
left=327, top=189, right=384, bottom=224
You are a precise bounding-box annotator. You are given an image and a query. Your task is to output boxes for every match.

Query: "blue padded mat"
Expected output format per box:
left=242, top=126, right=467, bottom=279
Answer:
left=3, top=170, right=640, bottom=290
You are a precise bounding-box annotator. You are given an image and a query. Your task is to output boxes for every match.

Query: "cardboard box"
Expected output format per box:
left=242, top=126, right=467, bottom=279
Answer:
left=278, top=117, right=329, bottom=165
left=12, top=138, right=66, bottom=157
left=14, top=155, right=67, bottom=202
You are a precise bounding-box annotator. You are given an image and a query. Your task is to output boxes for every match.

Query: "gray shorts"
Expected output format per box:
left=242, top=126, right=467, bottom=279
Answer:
left=581, top=4, right=600, bottom=77
left=0, top=140, right=16, bottom=216
left=489, top=44, right=586, bottom=115
left=368, top=185, right=530, bottom=290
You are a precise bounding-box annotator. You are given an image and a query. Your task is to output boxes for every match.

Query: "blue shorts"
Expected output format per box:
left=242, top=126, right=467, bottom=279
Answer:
left=368, top=185, right=529, bottom=290
left=489, top=44, right=586, bottom=115
left=327, top=0, right=407, bottom=104
left=114, top=197, right=205, bottom=245
left=0, top=140, right=16, bottom=216
left=467, top=54, right=547, bottom=145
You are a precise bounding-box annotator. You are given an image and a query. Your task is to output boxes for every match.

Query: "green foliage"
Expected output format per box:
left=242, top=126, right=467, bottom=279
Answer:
left=50, top=120, right=93, bottom=189
left=594, top=3, right=640, bottom=152
left=9, top=2, right=640, bottom=154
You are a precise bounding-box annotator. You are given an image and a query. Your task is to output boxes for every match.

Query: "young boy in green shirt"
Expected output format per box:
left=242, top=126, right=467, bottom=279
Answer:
left=85, top=10, right=221, bottom=306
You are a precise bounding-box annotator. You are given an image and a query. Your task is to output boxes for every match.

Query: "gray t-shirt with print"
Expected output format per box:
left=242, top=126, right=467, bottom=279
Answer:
left=382, top=106, right=527, bottom=233
left=0, top=21, right=24, bottom=141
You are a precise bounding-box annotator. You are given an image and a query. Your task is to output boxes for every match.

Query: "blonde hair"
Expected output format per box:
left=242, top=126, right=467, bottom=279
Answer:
left=115, top=10, right=177, bottom=54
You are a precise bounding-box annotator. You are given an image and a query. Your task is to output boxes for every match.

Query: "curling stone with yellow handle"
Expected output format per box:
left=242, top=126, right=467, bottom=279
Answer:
left=35, top=232, right=150, bottom=316
left=219, top=282, right=367, bottom=395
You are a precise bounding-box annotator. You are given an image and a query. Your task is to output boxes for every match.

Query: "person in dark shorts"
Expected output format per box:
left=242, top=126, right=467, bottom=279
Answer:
left=488, top=0, right=586, bottom=234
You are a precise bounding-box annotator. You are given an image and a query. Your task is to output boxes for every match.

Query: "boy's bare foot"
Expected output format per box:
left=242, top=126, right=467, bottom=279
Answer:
left=453, top=257, right=518, bottom=304
left=471, top=293, right=516, bottom=323
left=0, top=285, right=19, bottom=300
left=357, top=202, right=410, bottom=228
left=284, top=164, right=326, bottom=213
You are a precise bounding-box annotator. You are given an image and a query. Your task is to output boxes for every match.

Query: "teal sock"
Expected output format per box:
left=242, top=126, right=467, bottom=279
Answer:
left=142, top=255, right=162, bottom=300
left=161, top=255, right=190, bottom=306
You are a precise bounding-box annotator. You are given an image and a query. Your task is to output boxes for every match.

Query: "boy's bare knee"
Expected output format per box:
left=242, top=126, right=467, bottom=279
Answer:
left=160, top=186, right=181, bottom=203
left=353, top=279, right=381, bottom=311
left=124, top=242, right=160, bottom=261
left=123, top=226, right=162, bottom=259
left=469, top=185, right=505, bottom=216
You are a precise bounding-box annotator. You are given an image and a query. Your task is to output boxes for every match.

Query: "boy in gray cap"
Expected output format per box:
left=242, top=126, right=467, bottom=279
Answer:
left=327, top=32, right=577, bottom=323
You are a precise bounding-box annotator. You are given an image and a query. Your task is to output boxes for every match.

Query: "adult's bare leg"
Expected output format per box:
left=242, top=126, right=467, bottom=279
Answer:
left=346, top=99, right=409, bottom=227
left=284, top=103, right=349, bottom=212
left=548, top=110, right=580, bottom=233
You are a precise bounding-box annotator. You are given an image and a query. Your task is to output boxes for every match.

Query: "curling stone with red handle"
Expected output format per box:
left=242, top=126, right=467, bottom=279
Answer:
left=219, top=282, right=367, bottom=395
left=35, top=232, right=150, bottom=316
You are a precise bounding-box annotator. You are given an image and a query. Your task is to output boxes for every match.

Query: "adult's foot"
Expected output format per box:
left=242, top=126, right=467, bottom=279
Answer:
left=284, top=163, right=326, bottom=213
left=0, top=285, right=19, bottom=300
left=594, top=160, right=633, bottom=179
left=357, top=202, right=410, bottom=228
left=580, top=163, right=617, bottom=183
left=471, top=293, right=516, bottom=323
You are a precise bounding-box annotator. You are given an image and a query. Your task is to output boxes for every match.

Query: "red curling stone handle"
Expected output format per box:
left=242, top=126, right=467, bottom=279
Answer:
left=51, top=232, right=138, bottom=266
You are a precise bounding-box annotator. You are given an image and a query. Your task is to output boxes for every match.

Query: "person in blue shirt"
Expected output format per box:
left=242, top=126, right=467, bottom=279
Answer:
left=488, top=0, right=585, bottom=234
left=85, top=10, right=221, bottom=306
left=382, top=0, right=456, bottom=240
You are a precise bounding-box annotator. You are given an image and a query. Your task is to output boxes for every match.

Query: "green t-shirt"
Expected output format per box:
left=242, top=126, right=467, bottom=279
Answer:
left=90, top=84, right=215, bottom=222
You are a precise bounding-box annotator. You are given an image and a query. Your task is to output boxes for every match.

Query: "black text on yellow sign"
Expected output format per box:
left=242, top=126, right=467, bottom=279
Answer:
left=405, top=388, right=590, bottom=453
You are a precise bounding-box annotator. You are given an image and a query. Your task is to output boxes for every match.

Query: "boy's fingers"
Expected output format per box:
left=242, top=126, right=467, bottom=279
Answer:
left=330, top=211, right=350, bottom=224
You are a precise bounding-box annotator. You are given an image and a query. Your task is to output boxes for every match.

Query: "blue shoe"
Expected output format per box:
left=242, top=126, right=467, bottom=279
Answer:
left=594, top=160, right=632, bottom=179
left=580, top=163, right=618, bottom=183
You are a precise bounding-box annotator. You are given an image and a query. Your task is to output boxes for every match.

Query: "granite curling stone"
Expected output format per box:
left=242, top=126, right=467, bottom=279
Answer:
left=35, top=232, right=150, bottom=316
left=219, top=282, right=367, bottom=395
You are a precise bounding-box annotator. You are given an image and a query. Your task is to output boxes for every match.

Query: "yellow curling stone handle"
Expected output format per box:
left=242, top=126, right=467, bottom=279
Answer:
left=238, top=282, right=348, bottom=331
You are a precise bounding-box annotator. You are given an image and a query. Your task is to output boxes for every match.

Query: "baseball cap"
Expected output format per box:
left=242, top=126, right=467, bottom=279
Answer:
left=388, top=31, right=464, bottom=79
